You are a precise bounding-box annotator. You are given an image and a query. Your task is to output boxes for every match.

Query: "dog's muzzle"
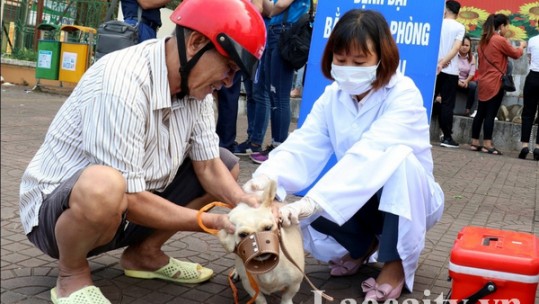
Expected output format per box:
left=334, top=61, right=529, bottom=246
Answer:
left=235, top=231, right=280, bottom=274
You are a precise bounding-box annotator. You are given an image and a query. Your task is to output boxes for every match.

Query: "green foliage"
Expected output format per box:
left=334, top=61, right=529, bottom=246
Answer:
left=166, top=0, right=182, bottom=10
left=4, top=48, right=38, bottom=62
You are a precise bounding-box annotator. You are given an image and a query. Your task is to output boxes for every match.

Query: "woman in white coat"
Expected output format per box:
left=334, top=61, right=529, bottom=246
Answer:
left=243, top=9, right=444, bottom=301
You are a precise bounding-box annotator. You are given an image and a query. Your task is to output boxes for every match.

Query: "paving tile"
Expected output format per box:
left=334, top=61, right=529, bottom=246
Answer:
left=1, top=84, right=538, bottom=303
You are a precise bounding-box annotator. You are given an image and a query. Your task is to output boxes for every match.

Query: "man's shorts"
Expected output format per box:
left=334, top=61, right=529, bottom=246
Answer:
left=27, top=148, right=239, bottom=259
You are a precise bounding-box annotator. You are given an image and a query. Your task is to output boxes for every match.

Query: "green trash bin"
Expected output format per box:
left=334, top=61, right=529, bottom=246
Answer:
left=36, top=23, right=61, bottom=80
left=36, top=40, right=61, bottom=80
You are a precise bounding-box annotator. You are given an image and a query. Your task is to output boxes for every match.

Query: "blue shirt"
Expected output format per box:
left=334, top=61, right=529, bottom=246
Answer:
left=269, top=0, right=310, bottom=25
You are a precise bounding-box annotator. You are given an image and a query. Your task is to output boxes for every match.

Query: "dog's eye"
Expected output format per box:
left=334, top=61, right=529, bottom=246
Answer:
left=238, top=232, right=249, bottom=238
left=264, top=225, right=273, bottom=231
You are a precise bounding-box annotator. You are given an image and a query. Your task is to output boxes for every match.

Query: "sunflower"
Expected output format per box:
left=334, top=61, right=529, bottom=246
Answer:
left=520, top=2, right=539, bottom=21
left=457, top=6, right=489, bottom=30
left=496, top=10, right=512, bottom=16
left=505, top=24, right=528, bottom=40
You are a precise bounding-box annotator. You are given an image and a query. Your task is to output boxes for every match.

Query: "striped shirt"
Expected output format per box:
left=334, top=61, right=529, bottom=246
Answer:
left=19, top=37, right=220, bottom=235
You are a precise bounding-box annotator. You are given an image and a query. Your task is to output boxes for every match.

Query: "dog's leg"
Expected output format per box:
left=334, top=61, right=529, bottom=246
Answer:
left=280, top=282, right=301, bottom=304
left=242, top=281, right=268, bottom=304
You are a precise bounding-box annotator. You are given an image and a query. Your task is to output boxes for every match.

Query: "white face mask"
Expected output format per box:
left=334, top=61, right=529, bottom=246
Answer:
left=331, top=63, right=379, bottom=95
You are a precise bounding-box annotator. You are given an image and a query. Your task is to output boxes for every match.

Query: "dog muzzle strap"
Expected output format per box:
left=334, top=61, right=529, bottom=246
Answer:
left=235, top=231, right=280, bottom=274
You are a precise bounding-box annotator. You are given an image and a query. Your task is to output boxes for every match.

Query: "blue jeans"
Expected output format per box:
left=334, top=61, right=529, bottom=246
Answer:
left=264, top=24, right=295, bottom=144
left=124, top=18, right=157, bottom=43
left=247, top=50, right=271, bottom=145
left=216, top=72, right=242, bottom=149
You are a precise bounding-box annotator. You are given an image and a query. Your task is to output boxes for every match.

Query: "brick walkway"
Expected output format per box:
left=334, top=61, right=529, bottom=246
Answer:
left=1, top=84, right=537, bottom=303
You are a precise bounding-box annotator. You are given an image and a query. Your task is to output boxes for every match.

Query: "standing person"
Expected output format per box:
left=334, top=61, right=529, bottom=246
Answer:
left=433, top=0, right=465, bottom=148
left=458, top=35, right=478, bottom=117
left=518, top=32, right=539, bottom=160
left=216, top=0, right=268, bottom=155
left=121, top=0, right=170, bottom=42
left=243, top=10, right=444, bottom=301
left=470, top=14, right=526, bottom=155
left=249, top=0, right=311, bottom=164
left=18, top=0, right=266, bottom=303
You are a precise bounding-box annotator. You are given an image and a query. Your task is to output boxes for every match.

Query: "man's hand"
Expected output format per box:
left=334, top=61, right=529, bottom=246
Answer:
left=237, top=193, right=260, bottom=208
left=214, top=213, right=235, bottom=234
left=243, top=175, right=273, bottom=200
left=279, top=197, right=321, bottom=227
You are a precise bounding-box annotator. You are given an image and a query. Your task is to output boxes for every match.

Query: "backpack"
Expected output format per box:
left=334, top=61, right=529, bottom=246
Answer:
left=278, top=1, right=314, bottom=70
left=95, top=0, right=140, bottom=61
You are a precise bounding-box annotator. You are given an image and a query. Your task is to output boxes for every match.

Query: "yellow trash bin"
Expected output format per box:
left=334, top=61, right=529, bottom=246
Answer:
left=58, top=25, right=96, bottom=83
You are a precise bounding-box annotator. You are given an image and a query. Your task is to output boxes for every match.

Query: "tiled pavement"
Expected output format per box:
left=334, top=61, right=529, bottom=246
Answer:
left=1, top=84, right=538, bottom=303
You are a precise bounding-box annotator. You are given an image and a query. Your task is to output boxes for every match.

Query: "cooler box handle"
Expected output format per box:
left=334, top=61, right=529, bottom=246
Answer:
left=457, top=281, right=496, bottom=304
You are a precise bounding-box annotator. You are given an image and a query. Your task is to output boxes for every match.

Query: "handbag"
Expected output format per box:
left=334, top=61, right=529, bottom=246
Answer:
left=95, top=0, right=141, bottom=61
left=278, top=0, right=314, bottom=70
left=480, top=48, right=516, bottom=92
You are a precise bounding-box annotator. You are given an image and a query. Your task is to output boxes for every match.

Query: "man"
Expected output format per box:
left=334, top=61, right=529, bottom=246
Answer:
left=19, top=0, right=266, bottom=303
left=434, top=0, right=465, bottom=148
left=121, top=0, right=170, bottom=42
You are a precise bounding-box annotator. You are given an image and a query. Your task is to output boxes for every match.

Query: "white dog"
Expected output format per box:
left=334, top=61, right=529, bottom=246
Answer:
left=218, top=180, right=304, bottom=304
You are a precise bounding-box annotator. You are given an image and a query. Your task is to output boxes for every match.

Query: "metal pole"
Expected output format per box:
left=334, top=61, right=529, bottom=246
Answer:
left=33, top=0, right=44, bottom=50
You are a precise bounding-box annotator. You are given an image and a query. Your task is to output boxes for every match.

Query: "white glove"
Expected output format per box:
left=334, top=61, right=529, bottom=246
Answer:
left=279, top=197, right=321, bottom=227
left=243, top=175, right=273, bottom=200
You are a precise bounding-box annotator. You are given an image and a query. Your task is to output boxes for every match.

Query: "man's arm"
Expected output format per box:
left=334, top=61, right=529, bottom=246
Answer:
left=263, top=0, right=294, bottom=17
left=125, top=191, right=232, bottom=232
left=137, top=0, right=170, bottom=10
left=437, top=38, right=462, bottom=74
left=193, top=158, right=258, bottom=207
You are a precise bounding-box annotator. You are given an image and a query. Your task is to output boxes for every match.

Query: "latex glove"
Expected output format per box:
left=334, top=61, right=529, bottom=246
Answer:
left=243, top=175, right=273, bottom=200
left=279, top=197, right=321, bottom=227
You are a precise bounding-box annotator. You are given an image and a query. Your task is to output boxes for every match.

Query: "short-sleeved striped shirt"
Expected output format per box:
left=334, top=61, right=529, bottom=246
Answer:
left=19, top=37, right=220, bottom=235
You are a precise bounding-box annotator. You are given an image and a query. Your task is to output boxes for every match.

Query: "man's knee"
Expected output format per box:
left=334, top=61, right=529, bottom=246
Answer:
left=70, top=165, right=127, bottom=221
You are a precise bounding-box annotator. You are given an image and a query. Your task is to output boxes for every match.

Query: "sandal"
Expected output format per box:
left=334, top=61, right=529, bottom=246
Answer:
left=51, top=286, right=111, bottom=304
left=124, top=257, right=213, bottom=284
left=481, top=147, right=503, bottom=155
left=469, top=144, right=482, bottom=152
left=329, top=240, right=378, bottom=277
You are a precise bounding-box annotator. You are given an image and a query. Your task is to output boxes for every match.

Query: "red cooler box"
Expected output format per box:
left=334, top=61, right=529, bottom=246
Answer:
left=449, top=226, right=539, bottom=303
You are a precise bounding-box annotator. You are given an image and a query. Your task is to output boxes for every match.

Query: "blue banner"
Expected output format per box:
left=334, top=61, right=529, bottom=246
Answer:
left=296, top=0, right=444, bottom=196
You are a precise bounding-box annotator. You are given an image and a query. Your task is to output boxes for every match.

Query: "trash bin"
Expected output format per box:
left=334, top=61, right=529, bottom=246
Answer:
left=35, top=23, right=61, bottom=80
left=58, top=25, right=96, bottom=83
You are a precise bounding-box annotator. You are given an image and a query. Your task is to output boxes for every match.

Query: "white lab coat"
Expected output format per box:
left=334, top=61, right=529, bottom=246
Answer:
left=253, top=72, right=444, bottom=291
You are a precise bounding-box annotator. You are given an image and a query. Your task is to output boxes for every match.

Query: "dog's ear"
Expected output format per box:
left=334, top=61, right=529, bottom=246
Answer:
left=217, top=229, right=236, bottom=253
left=261, top=179, right=277, bottom=208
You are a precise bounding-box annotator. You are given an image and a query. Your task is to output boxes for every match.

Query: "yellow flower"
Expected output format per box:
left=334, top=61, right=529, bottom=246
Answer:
left=520, top=2, right=539, bottom=20
left=505, top=24, right=528, bottom=40
left=496, top=10, right=512, bottom=16
left=457, top=6, right=489, bottom=31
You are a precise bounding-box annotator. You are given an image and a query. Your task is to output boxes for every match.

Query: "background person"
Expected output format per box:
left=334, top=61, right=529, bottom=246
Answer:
left=433, top=0, right=465, bottom=148
left=249, top=0, right=311, bottom=164
left=470, top=13, right=526, bottom=155
left=518, top=32, right=539, bottom=161
left=19, top=1, right=266, bottom=303
left=121, top=0, right=171, bottom=42
left=457, top=35, right=478, bottom=118
left=243, top=9, right=444, bottom=301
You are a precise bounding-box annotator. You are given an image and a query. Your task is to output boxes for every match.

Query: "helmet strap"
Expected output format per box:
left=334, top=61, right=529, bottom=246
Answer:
left=175, top=25, right=214, bottom=100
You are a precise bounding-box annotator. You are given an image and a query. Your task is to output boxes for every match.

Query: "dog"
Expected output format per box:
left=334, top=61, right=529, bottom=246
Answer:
left=218, top=180, right=304, bottom=304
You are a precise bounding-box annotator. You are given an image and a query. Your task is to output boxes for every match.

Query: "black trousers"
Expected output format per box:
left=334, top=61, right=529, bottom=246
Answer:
left=521, top=71, right=539, bottom=144
left=433, top=72, right=459, bottom=139
left=310, top=189, right=400, bottom=263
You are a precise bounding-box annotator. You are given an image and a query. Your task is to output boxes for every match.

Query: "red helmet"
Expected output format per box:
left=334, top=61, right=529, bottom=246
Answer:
left=170, top=0, right=266, bottom=79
